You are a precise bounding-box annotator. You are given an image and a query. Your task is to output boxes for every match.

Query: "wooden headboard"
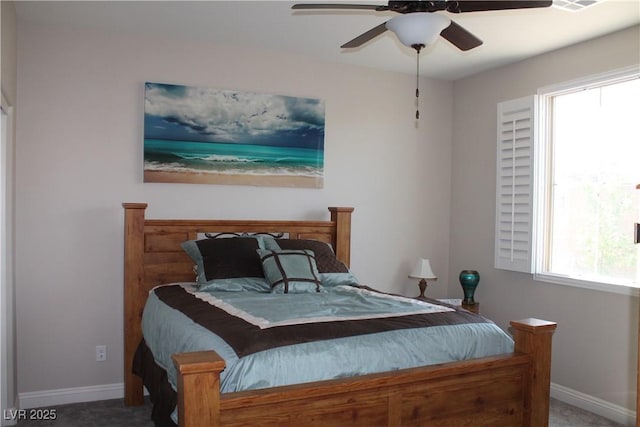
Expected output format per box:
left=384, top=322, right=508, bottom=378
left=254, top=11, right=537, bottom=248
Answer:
left=121, top=203, right=354, bottom=405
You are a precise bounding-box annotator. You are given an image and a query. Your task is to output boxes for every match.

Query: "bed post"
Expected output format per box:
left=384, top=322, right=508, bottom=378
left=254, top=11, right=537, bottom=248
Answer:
left=123, top=203, right=148, bottom=406
left=172, top=351, right=226, bottom=427
left=328, top=207, right=353, bottom=267
left=510, top=318, right=557, bottom=427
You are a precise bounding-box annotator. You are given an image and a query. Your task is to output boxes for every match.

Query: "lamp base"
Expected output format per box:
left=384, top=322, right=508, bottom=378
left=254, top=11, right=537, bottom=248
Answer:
left=416, top=278, right=427, bottom=300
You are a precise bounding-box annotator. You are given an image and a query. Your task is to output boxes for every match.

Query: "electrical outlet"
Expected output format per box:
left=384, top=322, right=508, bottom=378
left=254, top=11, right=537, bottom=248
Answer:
left=96, top=345, right=107, bottom=362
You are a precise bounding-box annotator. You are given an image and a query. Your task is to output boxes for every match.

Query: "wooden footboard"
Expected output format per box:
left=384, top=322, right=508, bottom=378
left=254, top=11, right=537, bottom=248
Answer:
left=171, top=318, right=556, bottom=427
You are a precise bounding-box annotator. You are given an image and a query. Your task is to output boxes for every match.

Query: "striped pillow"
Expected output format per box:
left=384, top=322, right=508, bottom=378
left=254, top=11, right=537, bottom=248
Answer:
left=263, top=238, right=359, bottom=287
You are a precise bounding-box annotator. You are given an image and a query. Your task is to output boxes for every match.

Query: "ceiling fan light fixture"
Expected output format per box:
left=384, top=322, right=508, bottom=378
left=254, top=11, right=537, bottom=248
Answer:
left=385, top=12, right=451, bottom=48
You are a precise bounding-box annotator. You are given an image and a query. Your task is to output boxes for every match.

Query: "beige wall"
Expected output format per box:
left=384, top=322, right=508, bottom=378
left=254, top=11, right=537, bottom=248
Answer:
left=1, top=0, right=18, bottom=421
left=15, top=21, right=453, bottom=394
left=450, top=25, right=640, bottom=415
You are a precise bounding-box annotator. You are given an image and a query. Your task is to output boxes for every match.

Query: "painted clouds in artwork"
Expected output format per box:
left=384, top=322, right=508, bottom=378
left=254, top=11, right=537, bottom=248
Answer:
left=144, top=83, right=325, bottom=148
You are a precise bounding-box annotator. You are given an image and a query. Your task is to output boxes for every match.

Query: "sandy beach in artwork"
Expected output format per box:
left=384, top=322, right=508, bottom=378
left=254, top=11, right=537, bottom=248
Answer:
left=144, top=170, right=323, bottom=188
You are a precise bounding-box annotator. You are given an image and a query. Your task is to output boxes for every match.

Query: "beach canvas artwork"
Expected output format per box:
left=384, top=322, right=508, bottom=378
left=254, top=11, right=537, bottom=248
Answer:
left=143, top=82, right=325, bottom=188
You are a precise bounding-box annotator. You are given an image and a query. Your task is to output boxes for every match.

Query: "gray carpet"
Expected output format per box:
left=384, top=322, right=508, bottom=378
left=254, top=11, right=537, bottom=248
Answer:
left=549, top=399, right=625, bottom=427
left=15, top=399, right=154, bottom=427
left=15, top=398, right=625, bottom=426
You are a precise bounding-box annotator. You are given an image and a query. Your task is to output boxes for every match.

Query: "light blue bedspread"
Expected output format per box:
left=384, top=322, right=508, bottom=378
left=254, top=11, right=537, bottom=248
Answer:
left=142, top=283, right=514, bottom=396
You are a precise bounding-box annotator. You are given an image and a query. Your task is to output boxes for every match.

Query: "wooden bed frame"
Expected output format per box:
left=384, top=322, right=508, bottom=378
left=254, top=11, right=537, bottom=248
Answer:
left=123, top=203, right=557, bottom=427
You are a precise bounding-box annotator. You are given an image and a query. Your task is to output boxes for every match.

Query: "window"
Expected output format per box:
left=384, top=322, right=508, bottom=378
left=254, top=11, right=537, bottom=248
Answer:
left=536, top=69, right=640, bottom=293
left=496, top=67, right=640, bottom=295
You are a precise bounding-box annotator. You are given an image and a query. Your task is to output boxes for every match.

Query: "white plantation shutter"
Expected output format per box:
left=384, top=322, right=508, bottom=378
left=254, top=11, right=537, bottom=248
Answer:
left=495, top=96, right=536, bottom=273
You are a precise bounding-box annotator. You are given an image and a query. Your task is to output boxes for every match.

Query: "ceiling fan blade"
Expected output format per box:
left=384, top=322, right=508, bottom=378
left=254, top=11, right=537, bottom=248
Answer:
left=341, top=22, right=389, bottom=48
left=292, top=3, right=383, bottom=11
left=440, top=20, right=483, bottom=51
left=447, top=0, right=553, bottom=13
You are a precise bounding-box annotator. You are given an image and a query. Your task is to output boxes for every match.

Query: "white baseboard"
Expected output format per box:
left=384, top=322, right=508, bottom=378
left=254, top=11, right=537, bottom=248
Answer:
left=18, top=383, right=125, bottom=409
left=551, top=382, right=637, bottom=427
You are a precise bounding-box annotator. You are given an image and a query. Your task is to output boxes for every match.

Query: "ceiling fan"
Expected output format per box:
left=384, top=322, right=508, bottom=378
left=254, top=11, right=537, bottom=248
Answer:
left=292, top=1, right=553, bottom=52
left=292, top=1, right=552, bottom=120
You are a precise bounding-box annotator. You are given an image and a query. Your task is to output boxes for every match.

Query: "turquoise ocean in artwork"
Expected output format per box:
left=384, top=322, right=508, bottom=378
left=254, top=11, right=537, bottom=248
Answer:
left=144, top=139, right=324, bottom=178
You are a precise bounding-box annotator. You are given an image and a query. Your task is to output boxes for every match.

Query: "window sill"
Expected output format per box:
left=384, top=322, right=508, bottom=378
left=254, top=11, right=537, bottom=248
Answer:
left=534, top=273, right=640, bottom=297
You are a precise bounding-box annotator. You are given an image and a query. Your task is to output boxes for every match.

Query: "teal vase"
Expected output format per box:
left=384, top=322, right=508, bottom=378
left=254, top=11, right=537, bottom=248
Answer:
left=459, top=270, right=480, bottom=305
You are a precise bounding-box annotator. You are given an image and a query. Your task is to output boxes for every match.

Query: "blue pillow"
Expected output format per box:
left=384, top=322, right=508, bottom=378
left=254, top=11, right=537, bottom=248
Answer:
left=257, top=249, right=323, bottom=294
left=198, top=277, right=271, bottom=293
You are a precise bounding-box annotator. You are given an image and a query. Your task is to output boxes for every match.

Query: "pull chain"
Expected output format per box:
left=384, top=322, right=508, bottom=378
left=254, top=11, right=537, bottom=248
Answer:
left=412, top=44, right=424, bottom=120
left=416, top=50, right=420, bottom=120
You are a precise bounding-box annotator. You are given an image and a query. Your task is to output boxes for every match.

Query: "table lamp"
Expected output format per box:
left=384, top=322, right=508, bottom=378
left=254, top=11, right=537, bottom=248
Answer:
left=409, top=258, right=437, bottom=300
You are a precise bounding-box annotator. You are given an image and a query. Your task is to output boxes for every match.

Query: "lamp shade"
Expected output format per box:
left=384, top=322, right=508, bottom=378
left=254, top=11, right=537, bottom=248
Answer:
left=409, top=258, right=437, bottom=280
left=386, top=12, right=451, bottom=48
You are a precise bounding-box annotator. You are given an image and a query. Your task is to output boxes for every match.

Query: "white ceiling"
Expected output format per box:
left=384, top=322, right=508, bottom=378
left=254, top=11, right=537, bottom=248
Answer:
left=15, top=0, right=640, bottom=80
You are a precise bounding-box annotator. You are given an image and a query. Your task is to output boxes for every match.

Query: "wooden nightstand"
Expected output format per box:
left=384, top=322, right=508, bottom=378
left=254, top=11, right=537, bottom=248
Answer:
left=462, top=302, right=479, bottom=314
left=437, top=299, right=480, bottom=314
